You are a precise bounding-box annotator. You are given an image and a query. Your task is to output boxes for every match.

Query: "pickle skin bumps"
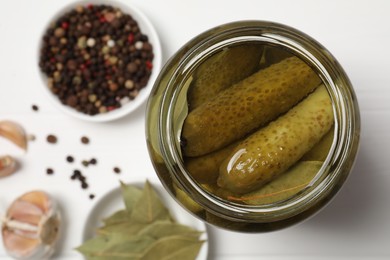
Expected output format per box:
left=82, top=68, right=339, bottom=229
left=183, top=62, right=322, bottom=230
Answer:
left=187, top=45, right=263, bottom=110
left=182, top=56, right=321, bottom=157
left=217, top=85, right=334, bottom=194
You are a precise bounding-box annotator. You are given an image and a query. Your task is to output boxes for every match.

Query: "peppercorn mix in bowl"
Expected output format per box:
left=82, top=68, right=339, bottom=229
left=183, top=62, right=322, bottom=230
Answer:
left=38, top=0, right=162, bottom=122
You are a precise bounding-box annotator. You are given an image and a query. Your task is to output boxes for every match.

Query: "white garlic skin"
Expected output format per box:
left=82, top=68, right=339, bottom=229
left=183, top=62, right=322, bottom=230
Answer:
left=0, top=155, right=17, bottom=178
left=0, top=120, right=28, bottom=151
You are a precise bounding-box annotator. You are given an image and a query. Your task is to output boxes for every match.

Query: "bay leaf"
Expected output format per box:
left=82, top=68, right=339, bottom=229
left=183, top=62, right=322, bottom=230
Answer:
left=77, top=234, right=155, bottom=260
left=230, top=161, right=323, bottom=205
left=97, top=221, right=147, bottom=236
left=92, top=237, right=155, bottom=260
left=140, top=235, right=204, bottom=260
left=131, top=181, right=171, bottom=224
left=137, top=220, right=202, bottom=239
left=102, top=209, right=131, bottom=226
left=120, top=181, right=142, bottom=212
left=76, top=236, right=110, bottom=256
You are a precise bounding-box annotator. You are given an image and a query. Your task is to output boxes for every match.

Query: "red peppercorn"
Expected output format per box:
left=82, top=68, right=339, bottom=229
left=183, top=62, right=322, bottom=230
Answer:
left=87, top=4, right=94, bottom=9
left=146, top=60, right=153, bottom=70
left=107, top=106, right=116, bottom=111
left=128, top=34, right=134, bottom=44
left=61, top=22, right=69, bottom=29
left=99, top=17, right=106, bottom=23
left=50, top=57, right=56, bottom=63
left=80, top=64, right=86, bottom=70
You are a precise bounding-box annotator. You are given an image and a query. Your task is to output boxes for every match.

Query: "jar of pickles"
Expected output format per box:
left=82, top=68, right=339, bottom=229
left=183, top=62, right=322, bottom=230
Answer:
left=146, top=21, right=360, bottom=232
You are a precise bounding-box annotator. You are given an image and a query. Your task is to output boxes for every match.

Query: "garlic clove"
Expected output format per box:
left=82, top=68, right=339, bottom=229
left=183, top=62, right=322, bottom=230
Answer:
left=1, top=191, right=61, bottom=260
left=0, top=120, right=28, bottom=151
left=7, top=200, right=44, bottom=226
left=0, top=155, right=17, bottom=178
left=2, top=229, right=40, bottom=259
left=19, top=191, right=52, bottom=213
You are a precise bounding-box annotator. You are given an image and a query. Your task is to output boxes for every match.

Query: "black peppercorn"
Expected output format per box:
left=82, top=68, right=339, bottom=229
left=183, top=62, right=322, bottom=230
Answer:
left=47, top=134, right=58, bottom=144
left=89, top=158, right=97, bottom=165
left=32, top=104, right=39, bottom=112
left=81, top=136, right=90, bottom=144
left=66, top=156, right=74, bottom=163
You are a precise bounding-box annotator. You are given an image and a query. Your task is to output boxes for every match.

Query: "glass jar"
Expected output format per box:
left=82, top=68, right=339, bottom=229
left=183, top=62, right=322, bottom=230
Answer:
left=146, top=21, right=360, bottom=232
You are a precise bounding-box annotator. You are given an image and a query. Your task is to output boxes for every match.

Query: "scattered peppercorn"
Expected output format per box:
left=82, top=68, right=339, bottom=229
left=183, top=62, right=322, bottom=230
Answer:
left=47, top=134, right=58, bottom=144
left=70, top=169, right=90, bottom=191
left=89, top=194, right=95, bottom=200
left=32, top=104, right=39, bottom=112
left=113, top=167, right=121, bottom=174
left=81, top=136, right=90, bottom=144
left=66, top=155, right=74, bottom=163
left=39, top=4, right=154, bottom=116
left=46, top=168, right=54, bottom=175
left=82, top=160, right=90, bottom=167
left=73, top=169, right=81, bottom=176
left=89, top=158, right=97, bottom=165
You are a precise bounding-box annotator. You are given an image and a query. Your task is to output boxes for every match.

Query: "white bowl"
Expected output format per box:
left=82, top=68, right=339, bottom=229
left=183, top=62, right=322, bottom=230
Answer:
left=38, top=0, right=162, bottom=122
left=82, top=181, right=209, bottom=260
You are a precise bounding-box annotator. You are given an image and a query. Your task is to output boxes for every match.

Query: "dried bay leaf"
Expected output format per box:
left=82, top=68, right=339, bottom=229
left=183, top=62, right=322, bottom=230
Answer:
left=102, top=209, right=131, bottom=226
left=97, top=221, right=147, bottom=236
left=76, top=236, right=109, bottom=256
left=93, top=237, right=155, bottom=259
left=131, top=181, right=172, bottom=224
left=120, top=181, right=142, bottom=212
left=77, top=234, right=155, bottom=260
left=137, top=220, right=202, bottom=239
left=229, top=161, right=323, bottom=205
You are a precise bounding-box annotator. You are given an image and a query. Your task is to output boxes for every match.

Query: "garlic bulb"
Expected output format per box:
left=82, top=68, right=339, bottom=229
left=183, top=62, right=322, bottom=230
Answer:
left=1, top=191, right=61, bottom=259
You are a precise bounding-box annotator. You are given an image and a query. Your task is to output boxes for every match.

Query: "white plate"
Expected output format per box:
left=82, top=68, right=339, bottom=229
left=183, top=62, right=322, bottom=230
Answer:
left=82, top=182, right=209, bottom=260
left=38, top=0, right=162, bottom=122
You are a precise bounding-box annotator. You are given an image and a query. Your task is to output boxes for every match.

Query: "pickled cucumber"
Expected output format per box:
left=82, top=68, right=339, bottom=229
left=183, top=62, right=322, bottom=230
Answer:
left=186, top=142, right=237, bottom=184
left=187, top=45, right=263, bottom=110
left=182, top=56, right=321, bottom=157
left=218, top=85, right=333, bottom=194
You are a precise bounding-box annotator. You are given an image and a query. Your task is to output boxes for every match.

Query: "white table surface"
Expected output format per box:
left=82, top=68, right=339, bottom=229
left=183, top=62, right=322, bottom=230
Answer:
left=1, top=0, right=389, bottom=259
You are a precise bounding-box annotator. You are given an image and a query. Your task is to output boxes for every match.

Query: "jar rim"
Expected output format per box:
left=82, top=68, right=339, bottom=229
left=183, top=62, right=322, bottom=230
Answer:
left=149, top=20, right=360, bottom=226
